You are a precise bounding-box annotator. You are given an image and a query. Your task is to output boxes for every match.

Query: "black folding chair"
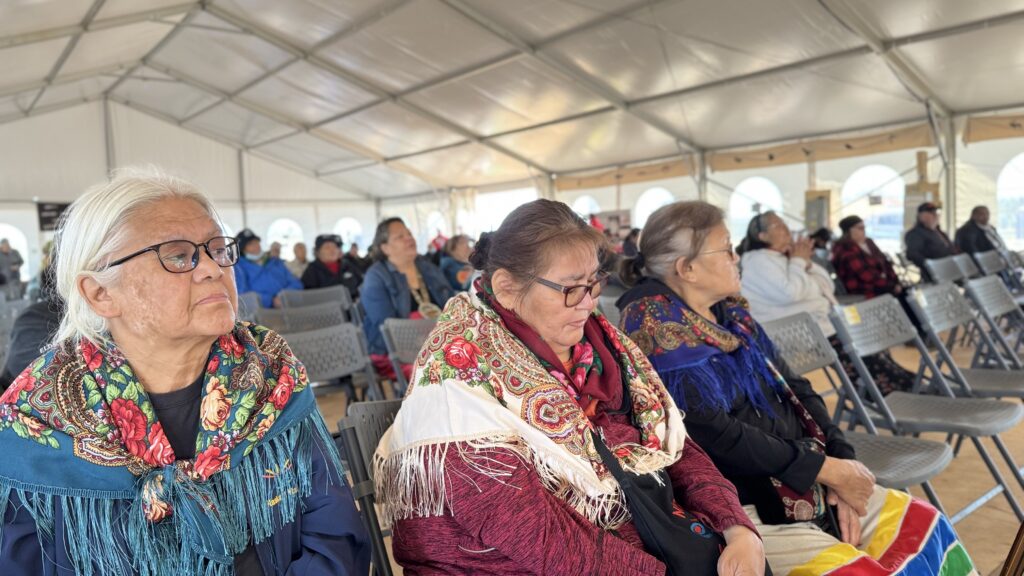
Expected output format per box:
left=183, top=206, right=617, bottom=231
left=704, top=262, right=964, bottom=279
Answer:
left=284, top=324, right=385, bottom=401
left=338, top=400, right=403, bottom=576
left=381, top=318, right=436, bottom=394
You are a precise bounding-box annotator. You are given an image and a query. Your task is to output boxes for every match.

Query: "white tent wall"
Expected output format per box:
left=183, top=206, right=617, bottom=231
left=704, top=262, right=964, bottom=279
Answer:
left=0, top=102, right=108, bottom=280
left=958, top=137, right=1024, bottom=249
left=110, top=102, right=240, bottom=201
left=556, top=175, right=699, bottom=228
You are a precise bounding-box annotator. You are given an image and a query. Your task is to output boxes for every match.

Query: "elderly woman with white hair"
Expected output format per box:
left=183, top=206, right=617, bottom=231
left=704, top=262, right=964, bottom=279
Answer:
left=0, top=169, right=369, bottom=576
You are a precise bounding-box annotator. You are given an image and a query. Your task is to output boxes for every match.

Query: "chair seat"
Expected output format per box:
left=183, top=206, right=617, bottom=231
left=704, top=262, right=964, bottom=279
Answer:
left=955, top=368, right=1024, bottom=398
left=845, top=431, right=952, bottom=489
left=883, top=391, right=1023, bottom=436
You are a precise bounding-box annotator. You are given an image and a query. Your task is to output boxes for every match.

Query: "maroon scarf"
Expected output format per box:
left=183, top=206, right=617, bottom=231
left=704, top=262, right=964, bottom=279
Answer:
left=482, top=286, right=623, bottom=424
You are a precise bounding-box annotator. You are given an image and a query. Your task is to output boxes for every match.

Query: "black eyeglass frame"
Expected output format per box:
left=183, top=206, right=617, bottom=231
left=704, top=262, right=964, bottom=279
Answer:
left=107, top=236, right=239, bottom=273
left=535, top=272, right=609, bottom=307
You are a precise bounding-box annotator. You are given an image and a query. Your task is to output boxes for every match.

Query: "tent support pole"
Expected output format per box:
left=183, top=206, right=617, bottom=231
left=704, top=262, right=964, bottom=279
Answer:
left=103, top=96, right=115, bottom=175
left=944, top=116, right=958, bottom=231
left=697, top=152, right=709, bottom=202
left=238, top=149, right=248, bottom=229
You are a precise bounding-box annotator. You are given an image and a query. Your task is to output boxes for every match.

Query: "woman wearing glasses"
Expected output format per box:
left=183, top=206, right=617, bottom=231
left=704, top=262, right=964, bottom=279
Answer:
left=617, top=201, right=973, bottom=575
left=0, top=168, right=369, bottom=576
left=375, top=199, right=765, bottom=575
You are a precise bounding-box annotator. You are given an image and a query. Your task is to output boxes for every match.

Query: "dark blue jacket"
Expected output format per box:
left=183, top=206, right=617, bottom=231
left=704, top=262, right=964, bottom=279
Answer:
left=1, top=429, right=370, bottom=576
left=360, top=257, right=454, bottom=355
left=439, top=256, right=472, bottom=291
left=235, top=257, right=303, bottom=308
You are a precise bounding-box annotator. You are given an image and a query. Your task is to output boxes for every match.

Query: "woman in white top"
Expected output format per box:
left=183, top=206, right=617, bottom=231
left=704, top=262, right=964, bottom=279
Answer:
left=737, top=212, right=913, bottom=395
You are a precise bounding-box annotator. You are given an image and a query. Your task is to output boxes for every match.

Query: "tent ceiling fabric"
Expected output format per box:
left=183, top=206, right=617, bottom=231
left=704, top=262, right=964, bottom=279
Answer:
left=2, top=0, right=1024, bottom=198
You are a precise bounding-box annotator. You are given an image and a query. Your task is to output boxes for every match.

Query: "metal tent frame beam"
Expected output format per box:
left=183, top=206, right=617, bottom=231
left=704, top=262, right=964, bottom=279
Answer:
left=25, top=0, right=108, bottom=115
left=0, top=2, right=194, bottom=50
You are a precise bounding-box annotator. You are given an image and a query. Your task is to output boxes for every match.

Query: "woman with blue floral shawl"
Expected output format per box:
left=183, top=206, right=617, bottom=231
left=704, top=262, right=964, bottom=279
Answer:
left=616, top=201, right=974, bottom=576
left=0, top=169, right=369, bottom=576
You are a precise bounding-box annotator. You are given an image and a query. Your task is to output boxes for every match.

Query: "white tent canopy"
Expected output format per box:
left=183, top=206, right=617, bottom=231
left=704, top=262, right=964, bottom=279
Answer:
left=3, top=0, right=1024, bottom=201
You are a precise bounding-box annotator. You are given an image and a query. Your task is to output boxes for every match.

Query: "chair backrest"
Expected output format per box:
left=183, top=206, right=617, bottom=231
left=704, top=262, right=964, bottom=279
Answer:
left=256, top=302, right=347, bottom=333
left=760, top=312, right=838, bottom=375
left=953, top=253, right=981, bottom=279
left=829, top=295, right=918, bottom=357
left=975, top=250, right=1008, bottom=275
left=382, top=318, right=436, bottom=365
left=279, top=285, right=353, bottom=308
left=283, top=324, right=373, bottom=382
left=337, top=400, right=402, bottom=576
left=599, top=296, right=621, bottom=329
left=924, top=257, right=963, bottom=284
left=237, top=291, right=261, bottom=323
left=966, top=275, right=1019, bottom=318
left=343, top=399, right=403, bottom=480
left=906, top=282, right=976, bottom=334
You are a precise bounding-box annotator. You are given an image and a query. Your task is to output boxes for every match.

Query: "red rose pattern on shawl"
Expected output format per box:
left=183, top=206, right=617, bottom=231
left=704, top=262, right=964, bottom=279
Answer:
left=0, top=324, right=309, bottom=523
left=444, top=337, right=481, bottom=371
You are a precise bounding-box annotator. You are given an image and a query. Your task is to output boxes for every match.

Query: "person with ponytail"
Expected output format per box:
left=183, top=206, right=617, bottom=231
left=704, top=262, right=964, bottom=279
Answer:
left=375, top=199, right=766, bottom=575
left=616, top=201, right=973, bottom=575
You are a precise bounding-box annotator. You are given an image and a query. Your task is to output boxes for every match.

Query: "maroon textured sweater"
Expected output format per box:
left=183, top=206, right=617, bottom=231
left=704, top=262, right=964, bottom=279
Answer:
left=392, top=411, right=755, bottom=575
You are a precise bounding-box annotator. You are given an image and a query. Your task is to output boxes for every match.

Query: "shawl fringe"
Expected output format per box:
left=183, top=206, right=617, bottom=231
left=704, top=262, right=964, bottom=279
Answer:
left=374, top=433, right=675, bottom=531
left=0, top=412, right=340, bottom=576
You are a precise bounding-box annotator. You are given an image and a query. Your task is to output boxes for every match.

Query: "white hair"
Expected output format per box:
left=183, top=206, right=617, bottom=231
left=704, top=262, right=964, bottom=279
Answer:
left=54, top=166, right=219, bottom=347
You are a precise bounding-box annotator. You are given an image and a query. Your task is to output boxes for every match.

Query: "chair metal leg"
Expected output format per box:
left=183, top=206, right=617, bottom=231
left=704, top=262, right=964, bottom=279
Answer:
left=972, top=436, right=1024, bottom=522
left=953, top=434, right=965, bottom=457
left=992, top=434, right=1024, bottom=490
left=920, top=480, right=947, bottom=517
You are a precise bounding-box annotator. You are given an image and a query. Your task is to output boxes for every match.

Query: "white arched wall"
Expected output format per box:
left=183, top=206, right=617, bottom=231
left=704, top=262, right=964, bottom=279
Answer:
left=557, top=175, right=699, bottom=229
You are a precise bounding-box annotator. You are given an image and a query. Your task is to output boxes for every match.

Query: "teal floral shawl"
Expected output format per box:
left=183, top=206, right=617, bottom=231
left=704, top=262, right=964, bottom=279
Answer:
left=0, top=322, right=340, bottom=576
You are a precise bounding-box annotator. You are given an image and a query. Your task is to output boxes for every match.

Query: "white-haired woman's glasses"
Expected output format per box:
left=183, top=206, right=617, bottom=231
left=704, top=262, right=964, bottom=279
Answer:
left=107, top=236, right=239, bottom=273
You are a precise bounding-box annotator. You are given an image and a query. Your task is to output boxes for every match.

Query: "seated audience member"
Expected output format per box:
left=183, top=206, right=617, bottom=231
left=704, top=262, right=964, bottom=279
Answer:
left=737, top=212, right=836, bottom=328
left=376, top=200, right=765, bottom=575
left=0, top=238, right=24, bottom=300
left=904, top=202, right=956, bottom=281
left=616, top=200, right=972, bottom=575
left=956, top=205, right=1009, bottom=257
left=301, top=234, right=364, bottom=298
left=808, top=227, right=834, bottom=273
left=234, top=229, right=302, bottom=308
left=833, top=215, right=925, bottom=338
left=343, top=242, right=370, bottom=274
left=286, top=241, right=309, bottom=279
left=622, top=227, right=641, bottom=257
left=0, top=168, right=369, bottom=575
left=439, top=234, right=473, bottom=291
left=268, top=241, right=282, bottom=260
left=0, top=263, right=62, bottom=392
left=361, top=218, right=454, bottom=380
left=740, top=213, right=913, bottom=396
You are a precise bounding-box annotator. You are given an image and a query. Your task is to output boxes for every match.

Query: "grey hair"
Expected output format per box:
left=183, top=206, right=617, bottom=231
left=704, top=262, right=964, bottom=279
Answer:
left=53, top=166, right=219, bottom=347
left=619, top=201, right=725, bottom=286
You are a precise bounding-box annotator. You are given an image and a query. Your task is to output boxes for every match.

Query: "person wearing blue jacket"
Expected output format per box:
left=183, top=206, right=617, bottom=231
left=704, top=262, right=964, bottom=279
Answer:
left=361, top=218, right=454, bottom=380
left=234, top=229, right=302, bottom=308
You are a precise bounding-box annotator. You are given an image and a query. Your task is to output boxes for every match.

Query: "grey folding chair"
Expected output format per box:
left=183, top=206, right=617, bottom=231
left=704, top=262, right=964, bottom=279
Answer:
left=761, top=312, right=951, bottom=506
left=337, top=400, right=402, bottom=576
left=256, top=302, right=348, bottom=333
left=976, top=250, right=1009, bottom=276
left=831, top=295, right=1024, bottom=523
left=283, top=323, right=385, bottom=402
left=237, top=291, right=261, bottom=323
left=908, top=282, right=1024, bottom=397
left=279, top=285, right=361, bottom=325
left=381, top=318, right=436, bottom=394
left=599, top=295, right=621, bottom=329
left=924, top=256, right=963, bottom=285
left=966, top=275, right=1024, bottom=367
left=953, top=253, right=982, bottom=280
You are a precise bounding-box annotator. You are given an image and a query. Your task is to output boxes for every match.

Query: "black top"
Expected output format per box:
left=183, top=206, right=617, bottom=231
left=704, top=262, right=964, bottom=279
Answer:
left=904, top=222, right=956, bottom=280
left=617, top=281, right=856, bottom=525
left=954, top=219, right=998, bottom=256
left=300, top=259, right=363, bottom=299
left=0, top=299, right=63, bottom=392
left=149, top=370, right=263, bottom=575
